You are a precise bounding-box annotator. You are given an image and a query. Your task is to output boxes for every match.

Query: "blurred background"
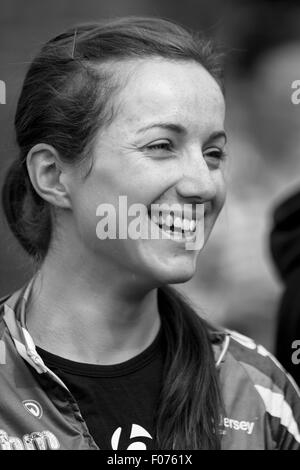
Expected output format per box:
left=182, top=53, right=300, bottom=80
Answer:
left=1, top=0, right=300, bottom=365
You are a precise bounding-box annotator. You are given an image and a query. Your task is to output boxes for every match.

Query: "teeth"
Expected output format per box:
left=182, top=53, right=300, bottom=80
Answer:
left=152, top=214, right=158, bottom=225
left=150, top=210, right=197, bottom=235
left=182, top=218, right=190, bottom=231
left=164, top=214, right=173, bottom=227
left=189, top=220, right=196, bottom=231
left=174, top=217, right=182, bottom=229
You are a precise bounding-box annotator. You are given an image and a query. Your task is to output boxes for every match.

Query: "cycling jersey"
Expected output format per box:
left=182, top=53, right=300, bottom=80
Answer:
left=0, top=279, right=299, bottom=450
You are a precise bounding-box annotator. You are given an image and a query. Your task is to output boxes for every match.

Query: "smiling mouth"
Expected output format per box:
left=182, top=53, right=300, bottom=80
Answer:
left=147, top=208, right=199, bottom=240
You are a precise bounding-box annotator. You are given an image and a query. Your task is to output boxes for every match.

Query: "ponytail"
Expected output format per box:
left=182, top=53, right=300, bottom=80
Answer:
left=2, top=159, right=51, bottom=262
left=156, top=286, right=224, bottom=449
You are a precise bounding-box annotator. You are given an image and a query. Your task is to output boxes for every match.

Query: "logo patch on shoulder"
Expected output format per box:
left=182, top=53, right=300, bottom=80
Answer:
left=22, top=400, right=43, bottom=419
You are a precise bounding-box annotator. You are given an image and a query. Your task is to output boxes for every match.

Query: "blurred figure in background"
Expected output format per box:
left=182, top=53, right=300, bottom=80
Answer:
left=270, top=189, right=300, bottom=386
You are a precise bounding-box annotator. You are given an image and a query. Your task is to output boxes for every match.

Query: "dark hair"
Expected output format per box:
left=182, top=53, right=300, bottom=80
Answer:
left=2, top=16, right=225, bottom=449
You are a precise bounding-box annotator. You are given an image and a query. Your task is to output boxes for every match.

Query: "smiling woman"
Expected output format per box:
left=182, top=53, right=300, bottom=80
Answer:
left=0, top=16, right=299, bottom=451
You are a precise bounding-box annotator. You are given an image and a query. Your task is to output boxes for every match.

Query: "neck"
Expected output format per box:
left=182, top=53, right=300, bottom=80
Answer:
left=26, top=246, right=161, bottom=365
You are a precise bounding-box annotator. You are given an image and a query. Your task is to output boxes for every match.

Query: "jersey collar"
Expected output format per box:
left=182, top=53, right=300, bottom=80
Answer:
left=2, top=277, right=230, bottom=372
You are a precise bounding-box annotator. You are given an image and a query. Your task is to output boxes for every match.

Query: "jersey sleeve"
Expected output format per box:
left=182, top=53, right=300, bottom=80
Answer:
left=227, top=331, right=300, bottom=449
left=255, top=344, right=300, bottom=449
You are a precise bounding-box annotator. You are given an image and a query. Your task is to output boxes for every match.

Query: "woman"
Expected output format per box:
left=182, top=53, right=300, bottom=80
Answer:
left=0, top=16, right=299, bottom=451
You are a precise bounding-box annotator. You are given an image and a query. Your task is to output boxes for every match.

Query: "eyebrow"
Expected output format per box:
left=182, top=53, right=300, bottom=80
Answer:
left=137, top=122, right=186, bottom=135
left=205, top=130, right=227, bottom=145
left=136, top=122, right=227, bottom=144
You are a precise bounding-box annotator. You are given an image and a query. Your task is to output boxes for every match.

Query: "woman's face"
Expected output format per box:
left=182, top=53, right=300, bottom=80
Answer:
left=68, top=58, right=226, bottom=287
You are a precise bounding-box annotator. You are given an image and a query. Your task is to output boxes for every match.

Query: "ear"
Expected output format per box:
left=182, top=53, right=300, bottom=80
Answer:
left=26, top=143, right=72, bottom=209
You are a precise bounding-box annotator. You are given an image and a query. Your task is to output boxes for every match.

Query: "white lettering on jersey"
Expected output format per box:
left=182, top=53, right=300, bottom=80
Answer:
left=221, top=417, right=255, bottom=435
left=0, top=430, right=60, bottom=450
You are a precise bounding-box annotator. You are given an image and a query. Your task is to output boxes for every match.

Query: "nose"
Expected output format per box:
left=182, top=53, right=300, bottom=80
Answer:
left=175, top=151, right=217, bottom=202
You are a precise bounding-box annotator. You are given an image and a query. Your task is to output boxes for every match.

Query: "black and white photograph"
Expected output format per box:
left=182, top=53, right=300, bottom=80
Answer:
left=0, top=0, right=300, bottom=453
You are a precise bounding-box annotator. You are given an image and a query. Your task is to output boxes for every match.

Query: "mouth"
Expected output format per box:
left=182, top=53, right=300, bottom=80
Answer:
left=147, top=205, right=202, bottom=242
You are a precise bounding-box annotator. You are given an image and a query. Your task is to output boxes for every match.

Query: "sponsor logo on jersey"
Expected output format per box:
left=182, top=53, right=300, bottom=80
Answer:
left=111, top=423, right=153, bottom=450
left=0, top=429, right=60, bottom=450
left=22, top=400, right=43, bottom=419
left=220, top=416, right=255, bottom=435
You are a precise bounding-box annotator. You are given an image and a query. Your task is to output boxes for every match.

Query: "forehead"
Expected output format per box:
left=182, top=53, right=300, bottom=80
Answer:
left=113, top=58, right=225, bottom=133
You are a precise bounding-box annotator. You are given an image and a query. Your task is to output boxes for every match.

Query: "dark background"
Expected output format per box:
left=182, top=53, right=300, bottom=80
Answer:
left=1, top=0, right=300, bottom=353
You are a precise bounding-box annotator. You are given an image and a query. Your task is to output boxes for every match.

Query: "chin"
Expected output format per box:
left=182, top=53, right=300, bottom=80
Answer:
left=151, top=258, right=197, bottom=286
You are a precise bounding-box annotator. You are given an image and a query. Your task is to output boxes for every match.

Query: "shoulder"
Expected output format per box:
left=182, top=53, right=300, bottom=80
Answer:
left=0, top=292, right=13, bottom=310
left=220, top=329, right=300, bottom=449
left=225, top=329, right=299, bottom=394
left=0, top=293, right=12, bottom=336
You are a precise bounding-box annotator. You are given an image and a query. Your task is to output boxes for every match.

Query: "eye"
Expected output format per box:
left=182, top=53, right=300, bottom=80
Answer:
left=204, top=147, right=227, bottom=168
left=145, top=140, right=173, bottom=152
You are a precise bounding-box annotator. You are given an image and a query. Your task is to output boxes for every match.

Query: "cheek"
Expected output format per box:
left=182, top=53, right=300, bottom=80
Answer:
left=212, top=170, right=227, bottom=213
left=70, top=183, right=103, bottom=246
